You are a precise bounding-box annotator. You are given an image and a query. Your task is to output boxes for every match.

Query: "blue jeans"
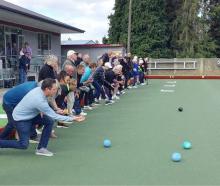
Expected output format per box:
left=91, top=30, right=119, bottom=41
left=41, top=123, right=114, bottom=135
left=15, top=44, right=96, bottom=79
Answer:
left=0, top=114, right=54, bottom=150
left=104, top=86, right=112, bottom=100
left=0, top=103, right=15, bottom=139
left=19, top=68, right=27, bottom=84
left=0, top=103, right=37, bottom=140
left=73, top=97, right=81, bottom=115
left=93, top=81, right=101, bottom=99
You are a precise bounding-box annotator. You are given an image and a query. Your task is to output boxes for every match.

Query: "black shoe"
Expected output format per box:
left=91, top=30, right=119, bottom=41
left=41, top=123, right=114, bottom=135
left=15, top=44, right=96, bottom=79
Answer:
left=57, top=122, right=69, bottom=128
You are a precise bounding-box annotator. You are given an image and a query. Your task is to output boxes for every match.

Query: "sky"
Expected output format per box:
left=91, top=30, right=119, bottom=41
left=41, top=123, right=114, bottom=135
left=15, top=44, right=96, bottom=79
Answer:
left=4, top=0, right=115, bottom=43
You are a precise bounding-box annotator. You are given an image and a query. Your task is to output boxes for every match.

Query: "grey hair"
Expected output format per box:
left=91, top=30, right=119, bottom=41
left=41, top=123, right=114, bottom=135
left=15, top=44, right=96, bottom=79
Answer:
left=113, top=64, right=122, bottom=73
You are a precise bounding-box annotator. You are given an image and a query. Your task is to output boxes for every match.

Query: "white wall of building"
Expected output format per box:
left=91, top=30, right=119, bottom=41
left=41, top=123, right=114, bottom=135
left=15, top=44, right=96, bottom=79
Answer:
left=51, top=34, right=61, bottom=58
left=62, top=46, right=126, bottom=63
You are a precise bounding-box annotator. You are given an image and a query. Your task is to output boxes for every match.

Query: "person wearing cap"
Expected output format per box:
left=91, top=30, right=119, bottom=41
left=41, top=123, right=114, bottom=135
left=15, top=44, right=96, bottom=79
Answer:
left=103, top=62, right=116, bottom=105
left=62, top=50, right=78, bottom=79
left=62, top=50, right=78, bottom=68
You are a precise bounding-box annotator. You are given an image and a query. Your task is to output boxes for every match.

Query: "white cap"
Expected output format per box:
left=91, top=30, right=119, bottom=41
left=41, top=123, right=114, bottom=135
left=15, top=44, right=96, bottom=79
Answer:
left=139, top=59, right=144, bottom=64
left=104, top=62, right=112, bottom=69
left=67, top=50, right=77, bottom=57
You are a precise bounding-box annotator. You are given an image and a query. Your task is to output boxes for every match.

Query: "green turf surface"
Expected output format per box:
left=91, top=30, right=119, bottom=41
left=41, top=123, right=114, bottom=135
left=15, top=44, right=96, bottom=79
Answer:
left=0, top=105, right=4, bottom=113
left=0, top=105, right=6, bottom=127
left=1, top=80, right=220, bottom=185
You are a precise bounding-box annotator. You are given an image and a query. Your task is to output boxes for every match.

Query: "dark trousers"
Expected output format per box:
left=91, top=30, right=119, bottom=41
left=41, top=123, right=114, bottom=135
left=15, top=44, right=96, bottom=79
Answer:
left=104, top=86, right=112, bottom=100
left=0, top=103, right=36, bottom=140
left=93, top=81, right=101, bottom=99
left=139, top=72, right=145, bottom=84
left=124, top=73, right=129, bottom=89
left=84, top=89, right=94, bottom=106
left=0, top=114, right=54, bottom=150
left=73, top=97, right=81, bottom=115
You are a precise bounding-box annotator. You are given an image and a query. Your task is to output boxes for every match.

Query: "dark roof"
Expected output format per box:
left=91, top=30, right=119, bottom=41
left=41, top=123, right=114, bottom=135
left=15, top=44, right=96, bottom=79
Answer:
left=0, top=0, right=84, bottom=33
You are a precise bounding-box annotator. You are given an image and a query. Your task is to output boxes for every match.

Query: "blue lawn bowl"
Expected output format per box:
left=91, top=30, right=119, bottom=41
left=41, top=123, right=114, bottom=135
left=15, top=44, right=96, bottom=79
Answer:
left=103, top=139, right=111, bottom=148
left=182, top=141, right=192, bottom=150
left=171, top=152, right=182, bottom=162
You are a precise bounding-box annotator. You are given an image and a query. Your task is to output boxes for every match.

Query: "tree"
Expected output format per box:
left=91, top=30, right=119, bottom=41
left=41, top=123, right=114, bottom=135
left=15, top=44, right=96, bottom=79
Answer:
left=171, top=0, right=201, bottom=57
left=108, top=0, right=129, bottom=45
left=107, top=0, right=216, bottom=57
left=102, top=36, right=109, bottom=44
left=165, top=0, right=183, bottom=56
left=209, top=1, right=220, bottom=57
left=108, top=0, right=171, bottom=58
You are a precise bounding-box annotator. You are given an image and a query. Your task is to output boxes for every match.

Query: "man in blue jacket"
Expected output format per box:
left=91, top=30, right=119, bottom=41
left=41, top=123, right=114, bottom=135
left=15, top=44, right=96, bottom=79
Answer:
left=0, top=81, right=38, bottom=140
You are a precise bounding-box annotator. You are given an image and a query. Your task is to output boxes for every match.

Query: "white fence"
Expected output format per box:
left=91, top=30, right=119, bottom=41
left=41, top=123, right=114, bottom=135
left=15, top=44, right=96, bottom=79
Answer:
left=148, top=59, right=197, bottom=70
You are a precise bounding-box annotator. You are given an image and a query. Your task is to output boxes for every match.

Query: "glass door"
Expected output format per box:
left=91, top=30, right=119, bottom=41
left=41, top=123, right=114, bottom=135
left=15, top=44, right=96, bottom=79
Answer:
left=5, top=33, right=12, bottom=68
left=18, top=35, right=24, bottom=53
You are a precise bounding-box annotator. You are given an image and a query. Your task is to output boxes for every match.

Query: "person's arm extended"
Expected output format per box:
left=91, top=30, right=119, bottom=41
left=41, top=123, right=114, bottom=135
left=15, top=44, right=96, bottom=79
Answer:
left=37, top=99, right=73, bottom=122
left=38, top=99, right=85, bottom=122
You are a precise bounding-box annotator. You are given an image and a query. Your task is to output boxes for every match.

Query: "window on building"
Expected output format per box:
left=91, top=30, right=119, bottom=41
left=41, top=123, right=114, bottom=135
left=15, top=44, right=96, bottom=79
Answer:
left=38, top=33, right=51, bottom=55
left=0, top=25, right=5, bottom=56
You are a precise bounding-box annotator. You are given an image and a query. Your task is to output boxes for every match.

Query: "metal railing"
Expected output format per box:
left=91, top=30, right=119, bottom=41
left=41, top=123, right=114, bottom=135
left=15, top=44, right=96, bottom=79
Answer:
left=0, top=54, right=67, bottom=87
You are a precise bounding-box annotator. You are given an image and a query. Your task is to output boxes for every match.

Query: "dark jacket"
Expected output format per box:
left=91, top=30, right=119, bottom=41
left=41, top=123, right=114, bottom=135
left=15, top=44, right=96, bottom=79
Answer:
left=93, top=66, right=105, bottom=84
left=105, top=69, right=116, bottom=84
left=125, top=56, right=133, bottom=72
left=19, top=55, right=29, bottom=70
left=119, top=58, right=129, bottom=75
left=38, top=64, right=56, bottom=82
left=55, top=84, right=69, bottom=109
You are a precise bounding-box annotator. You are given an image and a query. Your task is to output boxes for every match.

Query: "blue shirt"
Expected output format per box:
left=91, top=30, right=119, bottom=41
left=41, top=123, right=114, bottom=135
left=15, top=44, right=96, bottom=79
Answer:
left=133, top=63, right=139, bottom=76
left=12, top=87, right=73, bottom=122
left=3, top=81, right=38, bottom=106
left=80, top=66, right=92, bottom=83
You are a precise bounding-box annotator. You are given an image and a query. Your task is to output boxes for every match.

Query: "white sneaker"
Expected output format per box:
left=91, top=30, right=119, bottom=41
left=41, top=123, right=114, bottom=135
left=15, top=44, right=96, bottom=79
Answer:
left=29, top=138, right=39, bottom=144
left=80, top=111, right=87, bottom=116
left=112, top=95, right=120, bottom=100
left=141, top=83, right=146, bottom=85
left=133, top=86, right=138, bottom=89
left=84, top=106, right=93, bottom=110
left=36, top=148, right=54, bottom=157
left=36, top=129, right=42, bottom=135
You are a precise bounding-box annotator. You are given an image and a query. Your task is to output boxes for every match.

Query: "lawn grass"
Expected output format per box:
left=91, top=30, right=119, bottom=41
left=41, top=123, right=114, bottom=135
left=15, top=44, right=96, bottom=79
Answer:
left=0, top=105, right=6, bottom=127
